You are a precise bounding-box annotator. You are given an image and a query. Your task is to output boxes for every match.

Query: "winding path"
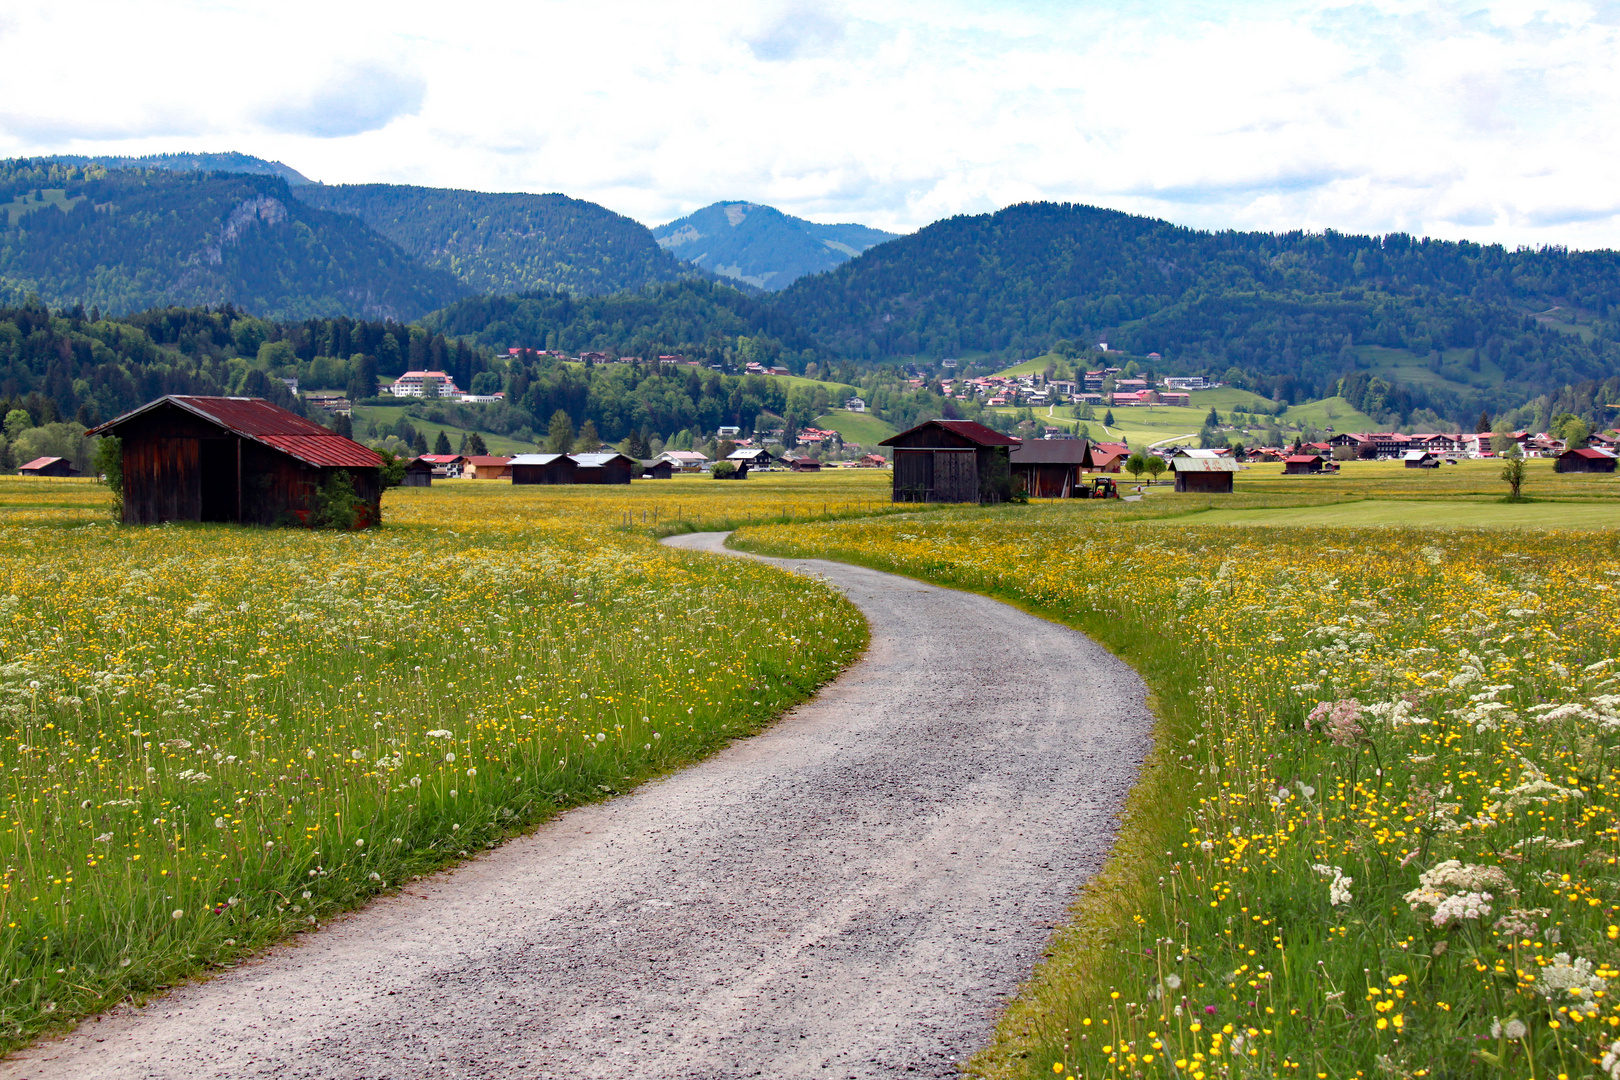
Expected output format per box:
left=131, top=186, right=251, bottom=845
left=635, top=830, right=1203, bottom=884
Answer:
left=5, top=534, right=1152, bottom=1080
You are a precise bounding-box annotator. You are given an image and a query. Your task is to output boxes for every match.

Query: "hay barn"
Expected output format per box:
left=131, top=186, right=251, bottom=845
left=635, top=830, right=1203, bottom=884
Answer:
left=1555, top=448, right=1619, bottom=473
left=570, top=452, right=635, bottom=485
left=1010, top=439, right=1091, bottom=497
left=17, top=456, right=80, bottom=477
left=87, top=395, right=381, bottom=527
left=509, top=453, right=580, bottom=485
left=1171, top=455, right=1239, bottom=493
left=879, top=419, right=1018, bottom=503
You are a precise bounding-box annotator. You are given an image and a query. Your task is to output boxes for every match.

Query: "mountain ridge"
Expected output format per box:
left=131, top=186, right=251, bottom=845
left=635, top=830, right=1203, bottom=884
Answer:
left=653, top=201, right=895, bottom=290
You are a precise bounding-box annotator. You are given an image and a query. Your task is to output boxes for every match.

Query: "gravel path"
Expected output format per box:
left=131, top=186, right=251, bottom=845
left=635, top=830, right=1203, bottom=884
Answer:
left=5, top=533, right=1152, bottom=1080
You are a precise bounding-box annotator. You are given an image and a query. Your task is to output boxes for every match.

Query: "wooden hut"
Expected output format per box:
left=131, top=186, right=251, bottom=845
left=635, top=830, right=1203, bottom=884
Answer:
left=402, top=457, right=435, bottom=487
left=86, top=395, right=381, bottom=527
left=463, top=455, right=513, bottom=480
left=1555, top=447, right=1619, bottom=473
left=1010, top=439, right=1090, bottom=497
left=640, top=458, right=674, bottom=479
left=509, top=453, right=580, bottom=485
left=1402, top=451, right=1439, bottom=469
left=569, top=452, right=635, bottom=485
left=17, top=456, right=80, bottom=477
left=1282, top=454, right=1324, bottom=475
left=1171, top=455, right=1239, bottom=493
left=788, top=457, right=822, bottom=472
left=879, top=419, right=1018, bottom=503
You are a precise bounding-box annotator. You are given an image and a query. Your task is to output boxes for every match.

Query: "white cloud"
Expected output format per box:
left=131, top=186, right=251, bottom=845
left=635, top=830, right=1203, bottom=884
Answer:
left=0, top=0, right=1617, bottom=248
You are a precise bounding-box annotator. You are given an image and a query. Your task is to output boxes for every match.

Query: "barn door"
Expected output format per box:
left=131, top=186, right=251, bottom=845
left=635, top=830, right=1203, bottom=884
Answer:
left=933, top=450, right=977, bottom=502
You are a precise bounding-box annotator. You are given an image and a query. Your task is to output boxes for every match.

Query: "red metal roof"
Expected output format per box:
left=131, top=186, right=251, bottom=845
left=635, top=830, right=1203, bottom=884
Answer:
left=18, top=456, right=64, bottom=471
left=879, top=419, right=1020, bottom=447
left=1284, top=455, right=1321, bottom=463
left=88, top=396, right=382, bottom=470
left=1568, top=448, right=1618, bottom=459
left=416, top=454, right=465, bottom=464
left=465, top=456, right=512, bottom=466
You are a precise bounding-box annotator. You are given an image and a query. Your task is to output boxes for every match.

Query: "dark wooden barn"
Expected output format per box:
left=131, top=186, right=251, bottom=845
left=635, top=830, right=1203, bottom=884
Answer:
left=640, top=459, right=674, bottom=479
left=1282, top=454, right=1324, bottom=475
left=402, top=458, right=435, bottom=487
left=1402, top=451, right=1440, bottom=469
left=18, top=456, right=80, bottom=477
left=510, top=453, right=580, bottom=485
left=570, top=452, right=635, bottom=485
left=88, top=395, right=382, bottom=527
left=879, top=419, right=1018, bottom=503
left=1010, top=439, right=1090, bottom=497
left=1555, top=448, right=1618, bottom=473
left=1171, top=455, right=1238, bottom=493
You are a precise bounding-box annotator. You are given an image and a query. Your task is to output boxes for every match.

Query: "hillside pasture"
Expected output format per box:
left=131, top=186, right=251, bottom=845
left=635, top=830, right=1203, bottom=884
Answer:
left=812, top=409, right=898, bottom=446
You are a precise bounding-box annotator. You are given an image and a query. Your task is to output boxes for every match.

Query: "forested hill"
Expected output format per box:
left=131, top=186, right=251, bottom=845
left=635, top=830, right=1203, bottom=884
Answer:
left=293, top=184, right=695, bottom=297
left=0, top=159, right=464, bottom=321
left=653, top=201, right=896, bottom=290
left=49, top=152, right=312, bottom=185
left=776, top=201, right=1620, bottom=405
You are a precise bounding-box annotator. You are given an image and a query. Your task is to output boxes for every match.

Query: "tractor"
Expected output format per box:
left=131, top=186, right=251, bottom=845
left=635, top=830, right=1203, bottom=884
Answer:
left=1076, top=477, right=1119, bottom=499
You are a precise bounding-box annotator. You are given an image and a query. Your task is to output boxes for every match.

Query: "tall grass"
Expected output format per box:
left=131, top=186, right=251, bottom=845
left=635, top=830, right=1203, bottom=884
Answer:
left=737, top=506, right=1620, bottom=1077
left=0, top=484, right=865, bottom=1049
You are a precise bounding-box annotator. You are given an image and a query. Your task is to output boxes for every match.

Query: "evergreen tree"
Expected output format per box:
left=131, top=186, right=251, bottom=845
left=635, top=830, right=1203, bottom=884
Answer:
left=1206, top=406, right=1220, bottom=427
left=1476, top=410, right=1492, bottom=433
left=465, top=432, right=488, bottom=456
left=574, top=419, right=601, bottom=452
left=433, top=430, right=451, bottom=455
left=411, top=431, right=428, bottom=455
left=547, top=410, right=575, bottom=453
left=1103, top=409, right=1114, bottom=426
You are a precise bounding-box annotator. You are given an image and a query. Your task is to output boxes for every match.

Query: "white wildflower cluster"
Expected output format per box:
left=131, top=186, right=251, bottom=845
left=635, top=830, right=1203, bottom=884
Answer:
left=1539, top=953, right=1607, bottom=1002
left=1404, top=861, right=1516, bottom=927
left=1602, top=1038, right=1620, bottom=1080
left=1311, top=864, right=1353, bottom=906
left=1364, top=698, right=1430, bottom=727
left=1491, top=1018, right=1528, bottom=1040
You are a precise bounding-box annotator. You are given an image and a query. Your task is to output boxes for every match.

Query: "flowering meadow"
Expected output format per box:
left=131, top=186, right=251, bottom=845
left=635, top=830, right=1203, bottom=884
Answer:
left=0, top=476, right=866, bottom=1047
left=737, top=507, right=1620, bottom=1078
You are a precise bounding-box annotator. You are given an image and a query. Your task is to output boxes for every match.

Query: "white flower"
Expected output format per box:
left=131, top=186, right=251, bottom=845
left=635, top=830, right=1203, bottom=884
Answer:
left=596, top=733, right=607, bottom=742
left=355, top=838, right=364, bottom=848
left=1539, top=953, right=1608, bottom=1002
left=1601, top=1037, right=1620, bottom=1080
left=1163, top=973, right=1182, bottom=990
left=1504, top=1019, right=1527, bottom=1040
left=350, top=749, right=363, bottom=760
left=426, top=730, right=453, bottom=739
left=445, top=752, right=456, bottom=763
left=214, top=817, right=227, bottom=829
left=1429, top=891, right=1493, bottom=927
left=171, top=909, right=184, bottom=920
left=466, top=767, right=477, bottom=777
left=1312, top=864, right=1353, bottom=906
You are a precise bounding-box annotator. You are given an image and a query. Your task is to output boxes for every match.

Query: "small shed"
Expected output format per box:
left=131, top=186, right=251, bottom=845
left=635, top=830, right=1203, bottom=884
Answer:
left=879, top=419, right=1018, bottom=503
left=640, top=458, right=674, bottom=479
left=464, top=455, right=513, bottom=480
left=788, top=457, right=822, bottom=472
left=17, top=456, right=80, bottom=477
left=86, top=395, right=381, bottom=527
left=1282, top=454, right=1325, bottom=475
left=1402, top=451, right=1439, bottom=469
left=509, top=453, right=579, bottom=485
left=1010, top=439, right=1091, bottom=498
left=1171, top=455, right=1239, bottom=493
left=402, top=457, right=435, bottom=487
left=1555, top=447, right=1619, bottom=473
left=570, top=452, right=635, bottom=485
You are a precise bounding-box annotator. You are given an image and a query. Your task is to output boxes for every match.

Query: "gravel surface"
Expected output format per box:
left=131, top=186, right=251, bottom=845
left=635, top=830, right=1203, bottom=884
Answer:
left=4, top=532, right=1152, bottom=1080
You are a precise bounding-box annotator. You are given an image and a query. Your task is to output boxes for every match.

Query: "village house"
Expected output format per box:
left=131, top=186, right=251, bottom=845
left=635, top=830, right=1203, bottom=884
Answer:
left=87, top=395, right=382, bottom=527
left=387, top=371, right=464, bottom=398
left=655, top=450, right=711, bottom=472
left=415, top=453, right=465, bottom=478
left=728, top=447, right=776, bottom=469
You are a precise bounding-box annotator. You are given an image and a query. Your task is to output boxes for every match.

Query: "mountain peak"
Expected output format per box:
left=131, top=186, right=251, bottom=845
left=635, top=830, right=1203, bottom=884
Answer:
left=653, top=201, right=895, bottom=290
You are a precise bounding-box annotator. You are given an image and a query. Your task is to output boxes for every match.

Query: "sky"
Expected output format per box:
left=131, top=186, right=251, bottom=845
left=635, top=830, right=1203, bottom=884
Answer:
left=2, top=0, right=1619, bottom=247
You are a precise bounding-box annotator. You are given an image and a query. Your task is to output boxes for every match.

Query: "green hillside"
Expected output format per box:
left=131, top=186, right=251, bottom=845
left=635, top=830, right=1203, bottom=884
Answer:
left=653, top=201, right=895, bottom=291
left=0, top=159, right=463, bottom=320
left=812, top=409, right=897, bottom=445
left=50, top=151, right=311, bottom=186
left=295, top=184, right=692, bottom=297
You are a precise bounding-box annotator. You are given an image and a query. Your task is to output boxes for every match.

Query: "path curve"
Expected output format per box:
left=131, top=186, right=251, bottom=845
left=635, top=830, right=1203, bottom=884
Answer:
left=5, top=534, right=1152, bottom=1080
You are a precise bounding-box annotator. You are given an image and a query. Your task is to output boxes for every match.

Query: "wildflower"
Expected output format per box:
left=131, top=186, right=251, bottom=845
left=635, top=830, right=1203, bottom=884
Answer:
left=171, top=909, right=184, bottom=920
left=1312, top=864, right=1353, bottom=906
left=1539, top=953, right=1607, bottom=1002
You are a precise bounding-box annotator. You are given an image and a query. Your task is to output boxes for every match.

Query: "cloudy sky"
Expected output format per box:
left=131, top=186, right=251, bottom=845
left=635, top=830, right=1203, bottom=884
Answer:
left=2, top=0, right=1618, bottom=246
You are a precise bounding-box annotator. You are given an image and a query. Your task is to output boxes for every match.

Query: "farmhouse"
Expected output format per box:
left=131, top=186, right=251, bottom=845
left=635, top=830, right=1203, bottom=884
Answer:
left=416, top=453, right=465, bottom=477
left=1282, top=454, right=1325, bottom=475
left=509, top=453, right=579, bottom=485
left=1171, top=455, right=1239, bottom=493
left=1555, top=447, right=1619, bottom=473
left=570, top=452, right=635, bottom=485
left=880, top=419, right=1018, bottom=503
left=656, top=450, right=711, bottom=472
left=87, top=395, right=381, bottom=527
left=1010, top=438, right=1091, bottom=498
left=17, top=456, right=79, bottom=477
left=463, top=456, right=513, bottom=480
left=728, top=447, right=776, bottom=469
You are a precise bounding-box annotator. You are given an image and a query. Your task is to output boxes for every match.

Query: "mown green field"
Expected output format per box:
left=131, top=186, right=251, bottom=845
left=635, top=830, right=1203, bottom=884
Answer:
left=813, top=409, right=898, bottom=446
left=350, top=403, right=535, bottom=455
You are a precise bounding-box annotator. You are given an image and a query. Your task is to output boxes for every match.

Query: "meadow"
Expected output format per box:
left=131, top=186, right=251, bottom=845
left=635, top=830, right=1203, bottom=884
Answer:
left=735, top=497, right=1620, bottom=1078
left=0, top=471, right=889, bottom=1048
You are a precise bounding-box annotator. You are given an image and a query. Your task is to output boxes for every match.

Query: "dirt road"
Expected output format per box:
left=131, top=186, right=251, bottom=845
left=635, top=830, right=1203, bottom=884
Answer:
left=5, top=533, right=1151, bottom=1079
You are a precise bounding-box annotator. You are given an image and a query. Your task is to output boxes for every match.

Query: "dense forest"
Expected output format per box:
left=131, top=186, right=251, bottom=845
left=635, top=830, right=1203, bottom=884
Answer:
left=0, top=160, right=465, bottom=321
left=294, top=184, right=697, bottom=297
left=775, top=202, right=1620, bottom=412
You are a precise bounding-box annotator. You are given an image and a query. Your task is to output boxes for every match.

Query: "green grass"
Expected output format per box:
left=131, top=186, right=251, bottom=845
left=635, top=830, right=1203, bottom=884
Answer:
left=0, top=480, right=869, bottom=1051
left=812, top=409, right=898, bottom=446
left=1169, top=498, right=1620, bottom=529
left=2, top=188, right=84, bottom=227
left=351, top=404, right=534, bottom=455
left=1275, top=395, right=1379, bottom=432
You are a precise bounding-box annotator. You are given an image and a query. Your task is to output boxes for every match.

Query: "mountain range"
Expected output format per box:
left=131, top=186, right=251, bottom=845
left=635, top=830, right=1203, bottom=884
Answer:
left=652, top=201, right=894, bottom=290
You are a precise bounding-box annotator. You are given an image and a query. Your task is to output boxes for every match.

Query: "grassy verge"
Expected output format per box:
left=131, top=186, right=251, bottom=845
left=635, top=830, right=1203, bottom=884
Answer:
left=0, top=484, right=867, bottom=1050
left=735, top=505, right=1620, bottom=1077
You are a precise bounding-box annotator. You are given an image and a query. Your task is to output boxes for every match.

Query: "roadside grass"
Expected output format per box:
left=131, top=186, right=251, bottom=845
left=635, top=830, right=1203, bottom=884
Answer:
left=1167, top=499, right=1620, bottom=529
left=734, top=504, right=1620, bottom=1077
left=0, top=481, right=872, bottom=1051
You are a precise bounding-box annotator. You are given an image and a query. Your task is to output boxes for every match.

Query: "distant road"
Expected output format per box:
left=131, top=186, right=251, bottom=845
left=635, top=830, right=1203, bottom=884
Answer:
left=5, top=534, right=1153, bottom=1080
